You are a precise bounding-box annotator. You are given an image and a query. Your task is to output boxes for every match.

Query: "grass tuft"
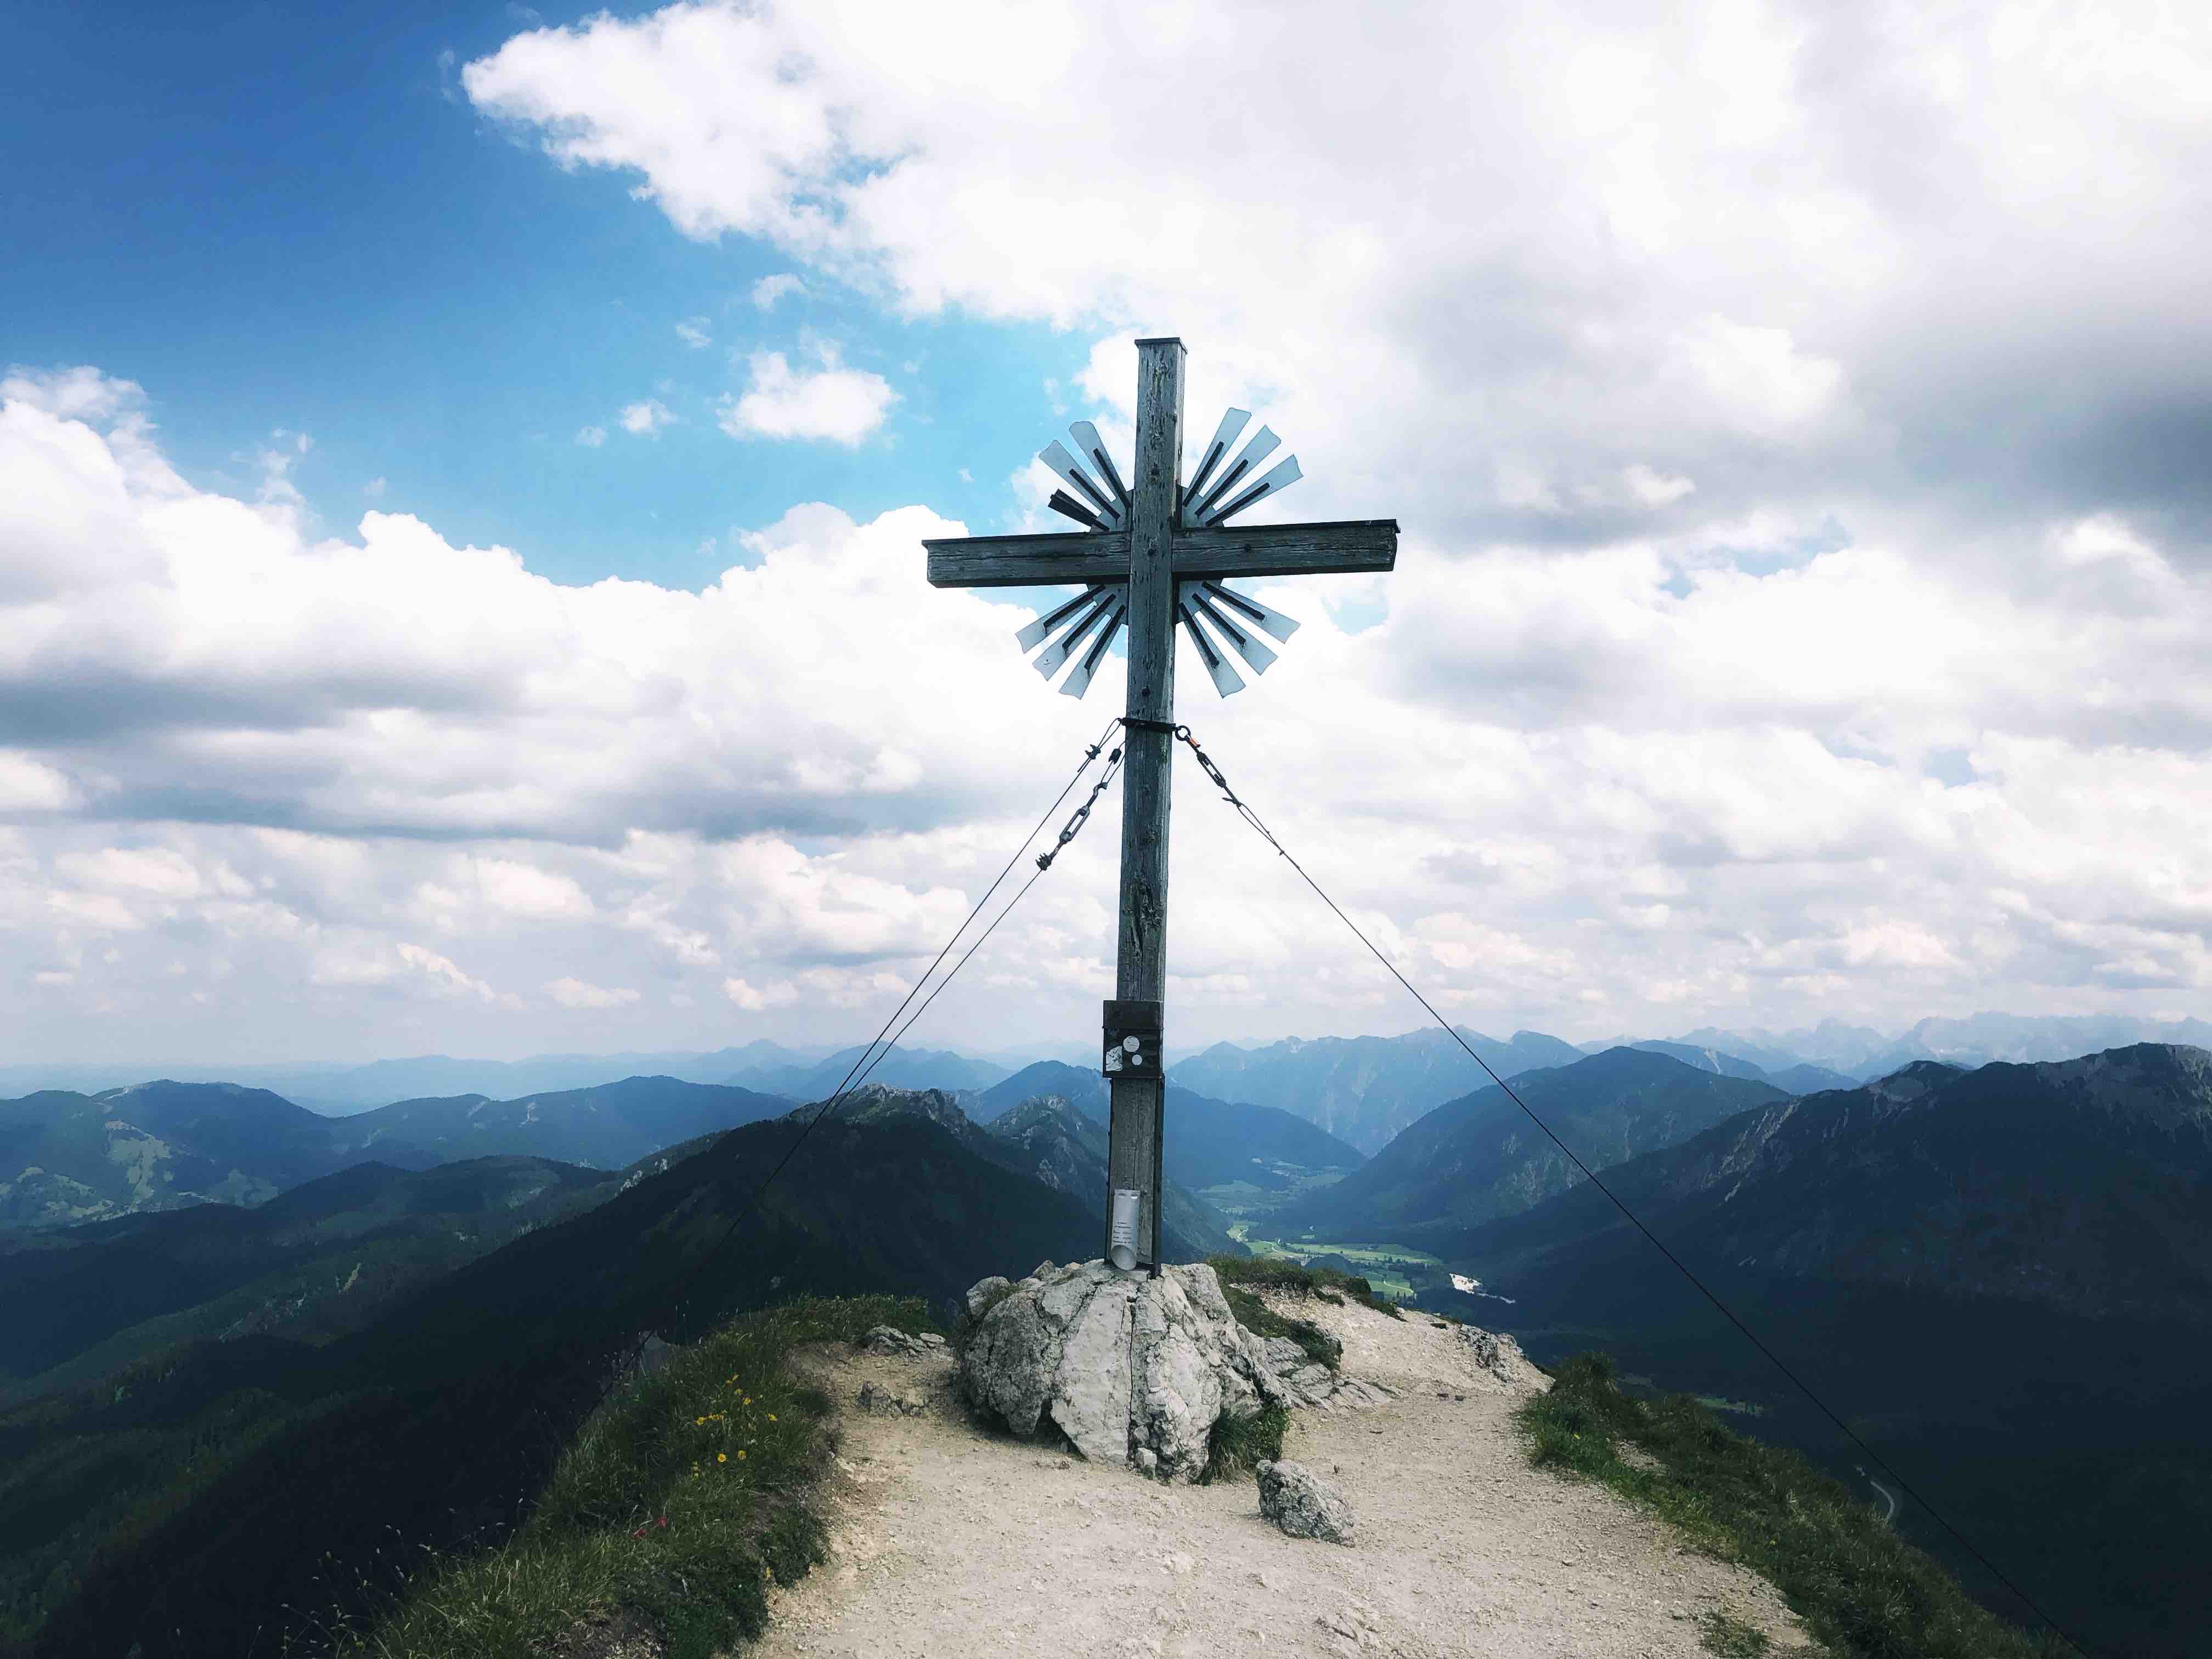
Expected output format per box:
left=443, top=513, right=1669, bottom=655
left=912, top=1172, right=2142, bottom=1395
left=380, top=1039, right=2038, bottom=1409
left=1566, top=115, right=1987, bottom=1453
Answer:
left=1216, top=1285, right=1342, bottom=1370
left=1208, top=1253, right=1407, bottom=1319
left=1518, top=1353, right=2071, bottom=1659
left=1699, top=1610, right=1771, bottom=1657
left=329, top=1294, right=936, bottom=1659
left=1200, top=1404, right=1289, bottom=1486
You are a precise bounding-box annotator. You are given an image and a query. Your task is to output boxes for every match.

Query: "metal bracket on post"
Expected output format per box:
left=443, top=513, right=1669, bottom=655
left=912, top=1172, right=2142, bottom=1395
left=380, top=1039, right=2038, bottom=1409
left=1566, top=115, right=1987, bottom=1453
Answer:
left=1102, top=998, right=1164, bottom=1077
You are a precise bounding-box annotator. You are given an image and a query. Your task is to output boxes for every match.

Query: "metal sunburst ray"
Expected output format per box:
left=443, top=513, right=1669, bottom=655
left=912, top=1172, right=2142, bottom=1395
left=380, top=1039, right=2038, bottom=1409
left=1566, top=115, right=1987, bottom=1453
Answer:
left=1181, top=406, right=1304, bottom=528
left=1181, top=580, right=1278, bottom=675
left=1173, top=577, right=1304, bottom=699
left=1177, top=594, right=1244, bottom=697
left=1013, top=581, right=1127, bottom=700
left=1040, top=419, right=1132, bottom=531
left=1014, top=408, right=1310, bottom=701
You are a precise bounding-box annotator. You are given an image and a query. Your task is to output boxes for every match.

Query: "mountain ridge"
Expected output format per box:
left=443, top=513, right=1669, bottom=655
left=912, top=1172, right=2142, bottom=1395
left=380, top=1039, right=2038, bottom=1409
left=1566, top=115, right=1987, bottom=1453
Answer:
left=1276, top=1047, right=1790, bottom=1242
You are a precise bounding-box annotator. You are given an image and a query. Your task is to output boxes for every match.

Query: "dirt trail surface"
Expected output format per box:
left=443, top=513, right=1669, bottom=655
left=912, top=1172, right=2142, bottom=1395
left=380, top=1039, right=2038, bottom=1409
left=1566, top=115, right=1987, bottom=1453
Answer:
left=750, top=1293, right=1813, bottom=1658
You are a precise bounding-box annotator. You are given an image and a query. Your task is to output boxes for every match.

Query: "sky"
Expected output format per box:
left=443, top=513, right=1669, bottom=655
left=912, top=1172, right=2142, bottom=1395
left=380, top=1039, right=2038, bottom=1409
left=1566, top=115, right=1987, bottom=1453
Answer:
left=3, top=0, right=2208, bottom=1067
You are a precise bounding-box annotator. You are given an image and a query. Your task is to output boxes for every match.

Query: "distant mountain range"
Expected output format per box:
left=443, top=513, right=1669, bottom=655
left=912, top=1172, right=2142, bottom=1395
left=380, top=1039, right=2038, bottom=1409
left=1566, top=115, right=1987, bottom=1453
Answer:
left=10, top=1008, right=2200, bottom=1125
left=0, top=1076, right=791, bottom=1231
left=1164, top=1027, right=1588, bottom=1154
left=726, top=1042, right=1013, bottom=1100
left=1275, top=1047, right=1788, bottom=1242
left=1579, top=1040, right=1858, bottom=1096
left=334, top=1075, right=792, bottom=1170
left=0, top=1039, right=834, bottom=1114
left=970, top=1060, right=1367, bottom=1196
left=1668, top=1012, right=2212, bottom=1080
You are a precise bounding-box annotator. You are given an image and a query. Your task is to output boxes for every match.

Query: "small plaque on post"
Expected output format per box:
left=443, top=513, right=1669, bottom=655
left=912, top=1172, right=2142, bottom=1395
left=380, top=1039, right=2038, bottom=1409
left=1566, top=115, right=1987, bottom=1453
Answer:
left=1102, top=998, right=1163, bottom=1077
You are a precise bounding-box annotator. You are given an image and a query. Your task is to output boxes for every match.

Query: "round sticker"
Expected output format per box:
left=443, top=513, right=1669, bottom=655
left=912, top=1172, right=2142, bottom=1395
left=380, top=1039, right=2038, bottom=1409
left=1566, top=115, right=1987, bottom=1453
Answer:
left=1122, top=1035, right=1141, bottom=1053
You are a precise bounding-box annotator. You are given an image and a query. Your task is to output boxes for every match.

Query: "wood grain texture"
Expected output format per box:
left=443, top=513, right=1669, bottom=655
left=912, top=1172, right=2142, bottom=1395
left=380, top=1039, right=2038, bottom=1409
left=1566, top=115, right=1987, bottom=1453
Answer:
left=1107, top=336, right=1184, bottom=1271
left=924, top=531, right=1131, bottom=589
left=1169, top=518, right=1398, bottom=577
left=922, top=520, right=1396, bottom=588
left=1107, top=1075, right=1164, bottom=1269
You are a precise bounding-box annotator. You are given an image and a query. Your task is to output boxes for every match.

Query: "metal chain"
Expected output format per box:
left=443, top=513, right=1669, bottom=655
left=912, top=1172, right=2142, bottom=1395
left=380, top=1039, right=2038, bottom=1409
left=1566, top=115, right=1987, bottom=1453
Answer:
left=1037, top=741, right=1126, bottom=870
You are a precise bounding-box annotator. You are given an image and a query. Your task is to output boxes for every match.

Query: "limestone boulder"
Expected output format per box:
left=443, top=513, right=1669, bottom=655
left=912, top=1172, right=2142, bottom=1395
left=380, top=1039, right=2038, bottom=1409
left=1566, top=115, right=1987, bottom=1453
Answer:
left=958, top=1259, right=1288, bottom=1482
left=1256, top=1458, right=1356, bottom=1544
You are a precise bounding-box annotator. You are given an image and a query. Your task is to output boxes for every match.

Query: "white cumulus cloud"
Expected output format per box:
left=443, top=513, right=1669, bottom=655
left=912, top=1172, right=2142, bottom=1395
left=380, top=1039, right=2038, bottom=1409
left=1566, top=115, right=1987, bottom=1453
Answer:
left=546, top=975, right=642, bottom=1008
left=717, top=343, right=896, bottom=445
left=750, top=273, right=805, bottom=311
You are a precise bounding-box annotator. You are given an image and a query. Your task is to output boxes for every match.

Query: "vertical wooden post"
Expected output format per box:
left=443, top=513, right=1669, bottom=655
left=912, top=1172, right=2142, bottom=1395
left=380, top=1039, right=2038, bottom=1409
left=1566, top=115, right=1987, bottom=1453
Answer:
left=1106, top=338, right=1184, bottom=1274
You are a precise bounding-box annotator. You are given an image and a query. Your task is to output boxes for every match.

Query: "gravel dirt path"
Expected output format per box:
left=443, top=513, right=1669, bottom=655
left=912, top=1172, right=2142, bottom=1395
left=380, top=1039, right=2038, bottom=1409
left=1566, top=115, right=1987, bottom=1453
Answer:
left=751, top=1293, right=1813, bottom=1658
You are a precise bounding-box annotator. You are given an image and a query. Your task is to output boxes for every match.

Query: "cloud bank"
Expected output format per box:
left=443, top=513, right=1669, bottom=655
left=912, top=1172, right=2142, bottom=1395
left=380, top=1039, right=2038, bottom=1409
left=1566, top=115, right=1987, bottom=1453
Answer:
left=8, top=1, right=2210, bottom=1062
left=3, top=359, right=2206, bottom=1063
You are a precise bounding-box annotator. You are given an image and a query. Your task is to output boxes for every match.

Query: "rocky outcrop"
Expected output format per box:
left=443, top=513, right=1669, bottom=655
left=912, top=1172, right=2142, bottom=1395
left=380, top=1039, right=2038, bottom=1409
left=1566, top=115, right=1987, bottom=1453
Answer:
left=1256, top=1458, right=1356, bottom=1543
left=856, top=1379, right=930, bottom=1417
left=860, top=1324, right=945, bottom=1359
left=964, top=1276, right=1013, bottom=1321
left=1457, top=1325, right=1529, bottom=1383
left=958, top=1260, right=1290, bottom=1481
left=1255, top=1334, right=1396, bottom=1411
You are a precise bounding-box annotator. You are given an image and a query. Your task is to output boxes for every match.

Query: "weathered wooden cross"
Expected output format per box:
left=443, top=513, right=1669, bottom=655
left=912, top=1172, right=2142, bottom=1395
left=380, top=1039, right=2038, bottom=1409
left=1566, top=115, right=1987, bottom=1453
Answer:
left=924, top=337, right=1396, bottom=1275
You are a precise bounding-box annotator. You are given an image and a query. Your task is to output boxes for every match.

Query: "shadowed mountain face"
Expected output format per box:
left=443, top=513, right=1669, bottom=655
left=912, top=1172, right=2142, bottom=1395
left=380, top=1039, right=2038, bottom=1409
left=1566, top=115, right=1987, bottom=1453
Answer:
left=0, top=1155, right=618, bottom=1405
left=1586, top=1041, right=1857, bottom=1099
left=982, top=1093, right=1240, bottom=1261
left=970, top=1061, right=1366, bottom=1192
left=1435, top=1046, right=2212, bottom=1659
left=7, top=1090, right=1108, bottom=1658
left=1274, top=1047, right=1788, bottom=1243
left=0, top=1076, right=794, bottom=1232
left=1455, top=1045, right=2212, bottom=1322
left=1164, top=1027, right=1587, bottom=1155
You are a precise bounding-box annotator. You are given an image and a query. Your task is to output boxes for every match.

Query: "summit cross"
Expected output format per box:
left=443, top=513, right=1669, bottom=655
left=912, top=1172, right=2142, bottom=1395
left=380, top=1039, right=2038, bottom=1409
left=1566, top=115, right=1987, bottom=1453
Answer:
left=924, top=336, right=1397, bottom=1275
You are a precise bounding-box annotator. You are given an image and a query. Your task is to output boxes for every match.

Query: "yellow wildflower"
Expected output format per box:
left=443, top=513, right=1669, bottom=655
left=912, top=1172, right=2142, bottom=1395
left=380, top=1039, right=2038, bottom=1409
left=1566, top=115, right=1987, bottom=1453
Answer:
left=737, top=1449, right=746, bottom=1459
left=718, top=1453, right=727, bottom=1463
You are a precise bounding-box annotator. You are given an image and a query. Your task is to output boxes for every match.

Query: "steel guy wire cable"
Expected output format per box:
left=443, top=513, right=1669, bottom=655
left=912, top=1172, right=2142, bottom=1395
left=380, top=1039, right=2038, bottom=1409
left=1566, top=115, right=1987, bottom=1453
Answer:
left=635, top=716, right=1124, bottom=1340
left=1173, top=722, right=2096, bottom=1659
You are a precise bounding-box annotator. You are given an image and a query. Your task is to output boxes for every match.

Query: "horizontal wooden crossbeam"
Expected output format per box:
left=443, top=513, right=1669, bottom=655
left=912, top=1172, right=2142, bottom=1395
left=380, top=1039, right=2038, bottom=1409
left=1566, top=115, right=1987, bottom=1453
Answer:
left=924, top=518, right=1398, bottom=589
